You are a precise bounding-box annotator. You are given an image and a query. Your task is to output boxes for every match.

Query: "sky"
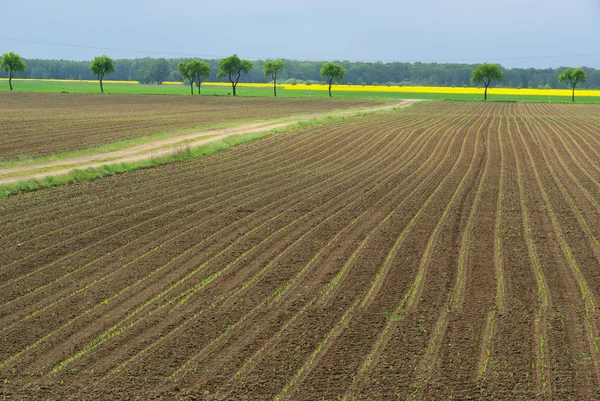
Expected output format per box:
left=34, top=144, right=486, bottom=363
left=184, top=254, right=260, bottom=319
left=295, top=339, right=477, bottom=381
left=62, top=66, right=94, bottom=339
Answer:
left=1, top=0, right=599, bottom=69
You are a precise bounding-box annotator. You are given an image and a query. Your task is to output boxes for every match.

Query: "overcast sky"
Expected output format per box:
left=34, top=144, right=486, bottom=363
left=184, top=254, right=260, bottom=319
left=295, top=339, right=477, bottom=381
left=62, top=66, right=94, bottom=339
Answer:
left=1, top=0, right=599, bottom=68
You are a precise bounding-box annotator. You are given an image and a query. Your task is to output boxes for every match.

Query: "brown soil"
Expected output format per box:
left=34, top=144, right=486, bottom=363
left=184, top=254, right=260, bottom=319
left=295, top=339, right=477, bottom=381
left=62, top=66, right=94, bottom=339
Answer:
left=1, top=102, right=600, bottom=400
left=0, top=99, right=416, bottom=185
left=0, top=92, right=380, bottom=161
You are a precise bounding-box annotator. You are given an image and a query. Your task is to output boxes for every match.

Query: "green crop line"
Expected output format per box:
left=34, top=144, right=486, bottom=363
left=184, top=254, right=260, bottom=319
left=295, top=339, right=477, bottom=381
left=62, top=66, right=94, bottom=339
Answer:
left=1, top=114, right=396, bottom=334
left=0, top=129, right=282, bottom=198
left=405, top=111, right=486, bottom=311
left=173, top=112, right=465, bottom=380
left=276, top=297, right=362, bottom=399
left=112, top=213, right=369, bottom=379
left=230, top=108, right=479, bottom=390
left=409, top=108, right=491, bottom=399
left=360, top=108, right=482, bottom=308
left=44, top=111, right=425, bottom=378
left=507, top=113, right=549, bottom=393
left=0, top=103, right=416, bottom=199
left=50, top=210, right=287, bottom=374
left=342, top=108, right=488, bottom=400
left=451, top=109, right=496, bottom=309
left=518, top=107, right=600, bottom=366
left=0, top=126, right=314, bottom=261
left=479, top=109, right=507, bottom=381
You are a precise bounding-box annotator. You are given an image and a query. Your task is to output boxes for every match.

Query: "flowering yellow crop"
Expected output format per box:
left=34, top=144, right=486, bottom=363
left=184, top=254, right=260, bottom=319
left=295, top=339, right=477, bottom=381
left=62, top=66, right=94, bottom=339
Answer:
left=3, top=78, right=599, bottom=97
left=282, top=83, right=600, bottom=97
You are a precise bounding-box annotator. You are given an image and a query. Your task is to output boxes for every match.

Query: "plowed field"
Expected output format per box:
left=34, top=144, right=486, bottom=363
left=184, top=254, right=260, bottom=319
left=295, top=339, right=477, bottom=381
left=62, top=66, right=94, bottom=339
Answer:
left=0, top=93, right=377, bottom=161
left=1, top=102, right=600, bottom=400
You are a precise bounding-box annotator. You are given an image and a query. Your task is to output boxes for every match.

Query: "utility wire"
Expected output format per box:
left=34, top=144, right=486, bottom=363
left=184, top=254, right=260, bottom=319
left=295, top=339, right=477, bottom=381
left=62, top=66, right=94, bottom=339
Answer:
left=1, top=36, right=599, bottom=64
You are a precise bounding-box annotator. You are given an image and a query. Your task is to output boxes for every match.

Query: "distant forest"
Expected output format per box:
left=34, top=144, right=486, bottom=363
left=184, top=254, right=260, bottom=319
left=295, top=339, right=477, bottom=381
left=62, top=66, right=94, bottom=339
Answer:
left=2, top=57, right=600, bottom=89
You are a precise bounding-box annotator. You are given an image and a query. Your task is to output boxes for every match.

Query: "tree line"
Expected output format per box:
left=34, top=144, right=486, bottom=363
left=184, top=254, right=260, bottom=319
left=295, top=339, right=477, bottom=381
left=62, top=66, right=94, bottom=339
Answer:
left=1, top=54, right=599, bottom=90
left=0, top=52, right=594, bottom=101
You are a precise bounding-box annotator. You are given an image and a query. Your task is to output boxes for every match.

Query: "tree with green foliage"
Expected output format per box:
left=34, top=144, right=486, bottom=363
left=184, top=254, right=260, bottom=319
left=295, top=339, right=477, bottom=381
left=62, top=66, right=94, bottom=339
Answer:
left=558, top=67, right=587, bottom=103
left=320, top=62, right=346, bottom=97
left=89, top=55, right=115, bottom=93
left=216, top=54, right=252, bottom=96
left=178, top=60, right=210, bottom=95
left=470, top=63, right=504, bottom=100
left=1, top=52, right=27, bottom=91
left=264, top=60, right=285, bottom=97
left=152, top=58, right=170, bottom=84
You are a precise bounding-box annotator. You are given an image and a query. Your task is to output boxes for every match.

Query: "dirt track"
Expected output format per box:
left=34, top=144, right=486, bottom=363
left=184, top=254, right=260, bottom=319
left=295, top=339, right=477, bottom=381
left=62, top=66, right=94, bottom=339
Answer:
left=1, top=102, right=600, bottom=400
left=0, top=93, right=381, bottom=161
left=0, top=100, right=416, bottom=185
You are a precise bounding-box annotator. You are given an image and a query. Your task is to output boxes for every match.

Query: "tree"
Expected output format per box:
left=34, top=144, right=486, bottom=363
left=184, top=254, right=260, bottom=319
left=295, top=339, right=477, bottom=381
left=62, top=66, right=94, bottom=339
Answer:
left=558, top=67, right=587, bottom=103
left=320, top=62, right=346, bottom=97
left=178, top=60, right=210, bottom=95
left=264, top=59, right=285, bottom=97
left=1, top=52, right=27, bottom=91
left=89, top=55, right=115, bottom=93
left=470, top=63, right=504, bottom=101
left=216, top=54, right=252, bottom=96
left=152, top=58, right=170, bottom=84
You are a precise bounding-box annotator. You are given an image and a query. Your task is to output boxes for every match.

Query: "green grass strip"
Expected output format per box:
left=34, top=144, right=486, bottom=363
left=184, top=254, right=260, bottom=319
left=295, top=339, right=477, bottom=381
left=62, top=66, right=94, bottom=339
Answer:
left=0, top=108, right=401, bottom=199
left=0, top=129, right=279, bottom=198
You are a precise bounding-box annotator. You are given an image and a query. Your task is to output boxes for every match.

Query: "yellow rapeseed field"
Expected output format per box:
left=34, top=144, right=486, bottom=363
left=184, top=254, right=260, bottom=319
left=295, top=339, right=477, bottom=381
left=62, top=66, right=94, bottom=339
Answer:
left=280, top=83, right=600, bottom=97
left=3, top=78, right=599, bottom=97
left=175, top=81, right=600, bottom=97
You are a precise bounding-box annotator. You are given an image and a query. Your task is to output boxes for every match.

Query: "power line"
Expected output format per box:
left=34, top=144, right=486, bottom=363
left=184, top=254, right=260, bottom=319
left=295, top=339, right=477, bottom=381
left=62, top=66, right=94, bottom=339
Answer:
left=1, top=36, right=599, bottom=64
left=0, top=37, right=218, bottom=58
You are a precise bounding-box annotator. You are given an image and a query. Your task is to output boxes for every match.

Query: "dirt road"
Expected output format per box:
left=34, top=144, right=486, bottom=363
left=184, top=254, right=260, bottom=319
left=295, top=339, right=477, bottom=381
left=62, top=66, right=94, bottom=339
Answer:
left=0, top=100, right=419, bottom=185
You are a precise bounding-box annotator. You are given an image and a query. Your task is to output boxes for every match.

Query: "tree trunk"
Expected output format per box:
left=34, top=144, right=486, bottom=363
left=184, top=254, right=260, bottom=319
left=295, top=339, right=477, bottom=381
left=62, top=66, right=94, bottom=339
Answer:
left=232, top=83, right=237, bottom=96
left=8, top=75, right=13, bottom=91
left=198, top=80, right=201, bottom=95
left=328, top=79, right=333, bottom=97
left=484, top=84, right=488, bottom=101
left=190, top=82, right=194, bottom=95
left=273, top=73, right=277, bottom=97
left=572, top=87, right=575, bottom=103
left=100, top=78, right=104, bottom=93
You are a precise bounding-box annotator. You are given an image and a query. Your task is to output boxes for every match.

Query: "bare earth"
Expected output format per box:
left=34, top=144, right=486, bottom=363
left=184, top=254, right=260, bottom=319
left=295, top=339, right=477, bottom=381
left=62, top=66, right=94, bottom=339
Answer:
left=3, top=102, right=600, bottom=400
left=0, top=100, right=418, bottom=185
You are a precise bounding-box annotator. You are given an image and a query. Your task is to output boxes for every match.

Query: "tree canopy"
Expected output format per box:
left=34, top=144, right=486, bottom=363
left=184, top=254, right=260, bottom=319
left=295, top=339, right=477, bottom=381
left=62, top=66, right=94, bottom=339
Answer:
left=216, top=54, right=252, bottom=96
left=152, top=58, right=170, bottom=84
left=470, top=63, right=504, bottom=100
left=178, top=60, right=210, bottom=95
left=89, top=55, right=115, bottom=93
left=1, top=52, right=27, bottom=91
left=264, top=60, right=285, bottom=97
left=558, top=67, right=587, bottom=103
left=320, top=62, right=346, bottom=97
left=3, top=58, right=600, bottom=90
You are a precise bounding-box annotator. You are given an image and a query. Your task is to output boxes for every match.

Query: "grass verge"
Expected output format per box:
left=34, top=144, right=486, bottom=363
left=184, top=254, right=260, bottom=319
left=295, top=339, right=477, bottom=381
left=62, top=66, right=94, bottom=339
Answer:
left=0, top=131, right=273, bottom=198
left=0, top=105, right=412, bottom=198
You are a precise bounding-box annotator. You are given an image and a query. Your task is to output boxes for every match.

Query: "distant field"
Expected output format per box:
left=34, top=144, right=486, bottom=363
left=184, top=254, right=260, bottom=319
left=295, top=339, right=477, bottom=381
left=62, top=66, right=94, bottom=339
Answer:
left=3, top=102, right=600, bottom=399
left=0, top=92, right=378, bottom=161
left=2, top=78, right=599, bottom=103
